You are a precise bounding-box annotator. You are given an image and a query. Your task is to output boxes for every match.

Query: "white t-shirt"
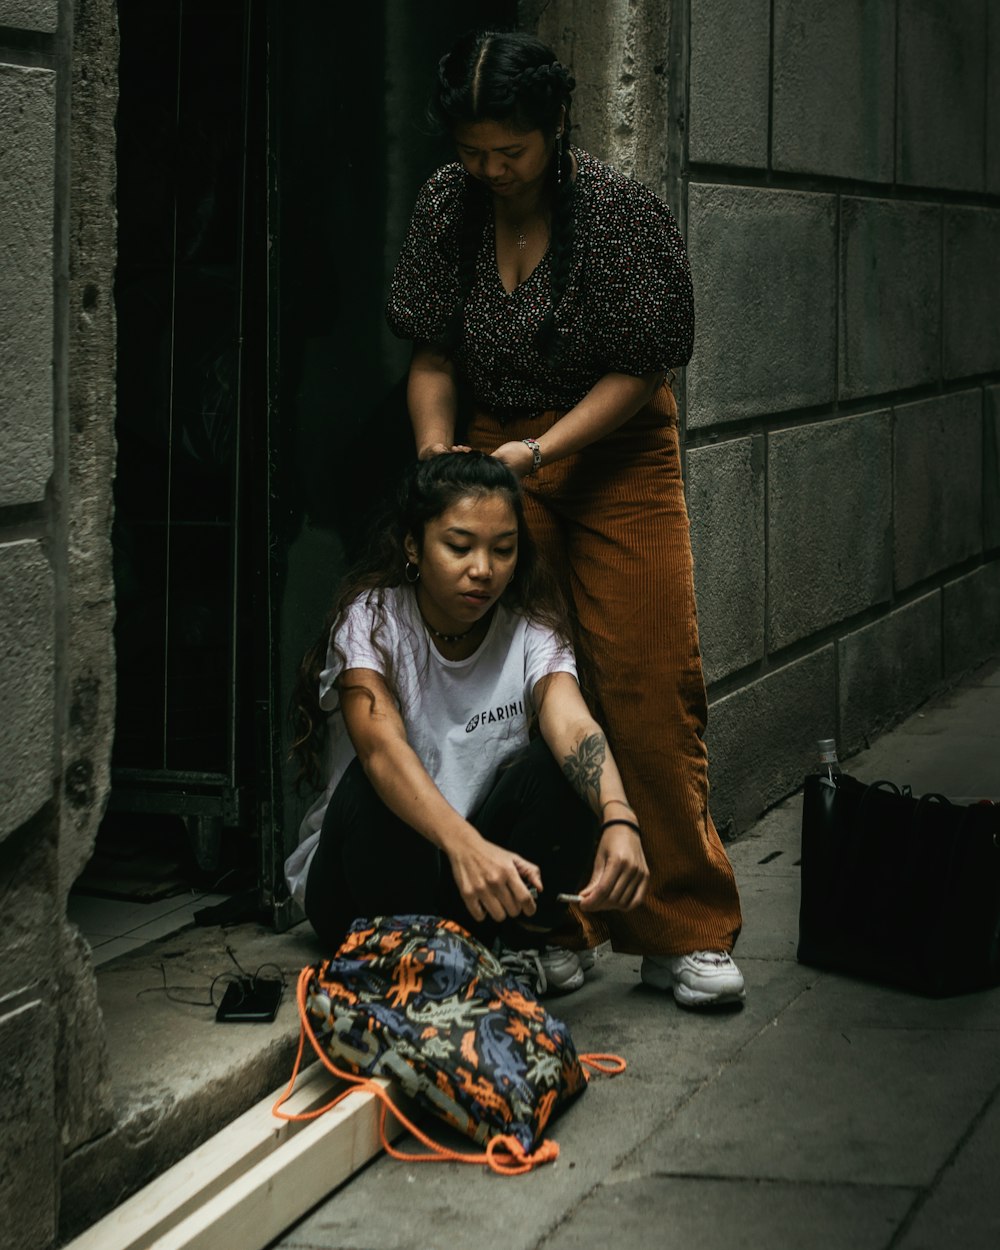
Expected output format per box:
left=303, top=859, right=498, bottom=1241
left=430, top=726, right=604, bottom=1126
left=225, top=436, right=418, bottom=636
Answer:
left=283, top=585, right=577, bottom=906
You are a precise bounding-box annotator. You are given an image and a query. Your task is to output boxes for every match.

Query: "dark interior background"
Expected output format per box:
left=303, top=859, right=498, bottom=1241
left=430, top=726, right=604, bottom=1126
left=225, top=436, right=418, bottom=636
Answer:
left=97, top=0, right=516, bottom=921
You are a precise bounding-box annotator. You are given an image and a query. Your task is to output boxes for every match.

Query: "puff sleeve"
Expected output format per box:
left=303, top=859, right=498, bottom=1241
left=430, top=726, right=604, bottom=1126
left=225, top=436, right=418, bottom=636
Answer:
left=385, top=164, right=465, bottom=344
left=583, top=178, right=695, bottom=375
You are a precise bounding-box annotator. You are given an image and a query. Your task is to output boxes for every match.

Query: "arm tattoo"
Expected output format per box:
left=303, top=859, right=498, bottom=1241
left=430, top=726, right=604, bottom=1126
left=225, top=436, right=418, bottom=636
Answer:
left=562, top=733, right=607, bottom=808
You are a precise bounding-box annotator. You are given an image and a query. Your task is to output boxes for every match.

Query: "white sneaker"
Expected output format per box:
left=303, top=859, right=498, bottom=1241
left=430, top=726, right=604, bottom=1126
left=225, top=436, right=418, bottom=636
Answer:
left=641, top=950, right=746, bottom=1007
left=538, top=946, right=585, bottom=994
left=494, top=945, right=585, bottom=996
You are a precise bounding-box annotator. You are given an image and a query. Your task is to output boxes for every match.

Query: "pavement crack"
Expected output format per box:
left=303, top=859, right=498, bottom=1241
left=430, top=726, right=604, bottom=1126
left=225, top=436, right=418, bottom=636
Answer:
left=884, top=1076, right=1000, bottom=1249
left=644, top=1169, right=920, bottom=1191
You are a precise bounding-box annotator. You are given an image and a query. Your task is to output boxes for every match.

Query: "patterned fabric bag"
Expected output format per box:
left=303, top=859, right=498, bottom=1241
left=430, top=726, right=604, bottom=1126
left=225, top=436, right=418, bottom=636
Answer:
left=274, top=914, right=623, bottom=1174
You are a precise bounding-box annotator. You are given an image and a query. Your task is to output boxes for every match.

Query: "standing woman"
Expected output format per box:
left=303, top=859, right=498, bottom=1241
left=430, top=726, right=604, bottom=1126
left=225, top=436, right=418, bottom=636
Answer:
left=386, top=30, right=745, bottom=1007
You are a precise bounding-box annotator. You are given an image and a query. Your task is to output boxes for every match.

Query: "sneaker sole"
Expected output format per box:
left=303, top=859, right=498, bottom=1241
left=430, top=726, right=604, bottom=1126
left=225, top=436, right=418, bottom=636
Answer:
left=672, top=981, right=747, bottom=1008
left=640, top=962, right=746, bottom=1008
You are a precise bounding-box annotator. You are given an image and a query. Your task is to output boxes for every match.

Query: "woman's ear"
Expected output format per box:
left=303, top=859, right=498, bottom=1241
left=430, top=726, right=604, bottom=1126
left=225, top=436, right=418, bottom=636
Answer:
left=403, top=533, right=419, bottom=564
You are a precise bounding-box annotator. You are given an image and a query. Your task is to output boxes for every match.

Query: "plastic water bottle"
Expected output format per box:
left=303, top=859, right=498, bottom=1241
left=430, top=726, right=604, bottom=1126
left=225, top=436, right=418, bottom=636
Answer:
left=817, top=738, right=842, bottom=788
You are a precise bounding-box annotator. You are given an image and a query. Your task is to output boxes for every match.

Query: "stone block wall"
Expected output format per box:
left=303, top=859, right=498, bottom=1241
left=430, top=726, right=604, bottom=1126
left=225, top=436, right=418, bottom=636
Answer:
left=0, top=2, right=116, bottom=1246
left=0, top=12, right=61, bottom=1247
left=685, top=0, right=1000, bottom=830
left=527, top=0, right=1000, bottom=834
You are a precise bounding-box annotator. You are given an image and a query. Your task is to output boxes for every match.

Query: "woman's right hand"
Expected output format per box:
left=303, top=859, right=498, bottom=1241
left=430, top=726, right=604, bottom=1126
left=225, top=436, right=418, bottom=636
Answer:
left=418, top=442, right=472, bottom=460
left=448, top=834, right=542, bottom=924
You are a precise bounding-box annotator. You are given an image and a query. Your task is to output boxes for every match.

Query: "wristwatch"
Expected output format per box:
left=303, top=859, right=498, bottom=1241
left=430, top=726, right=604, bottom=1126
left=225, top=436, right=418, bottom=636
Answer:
left=521, top=438, right=543, bottom=476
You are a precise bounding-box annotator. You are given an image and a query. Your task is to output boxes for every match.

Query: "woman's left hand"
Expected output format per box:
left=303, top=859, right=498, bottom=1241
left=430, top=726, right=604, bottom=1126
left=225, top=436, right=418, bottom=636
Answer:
left=578, top=824, right=649, bottom=912
left=491, top=441, right=536, bottom=480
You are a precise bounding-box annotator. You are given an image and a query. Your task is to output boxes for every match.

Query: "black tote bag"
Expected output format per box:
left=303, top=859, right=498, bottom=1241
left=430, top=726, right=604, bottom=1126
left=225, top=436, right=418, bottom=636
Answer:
left=797, top=772, right=1000, bottom=996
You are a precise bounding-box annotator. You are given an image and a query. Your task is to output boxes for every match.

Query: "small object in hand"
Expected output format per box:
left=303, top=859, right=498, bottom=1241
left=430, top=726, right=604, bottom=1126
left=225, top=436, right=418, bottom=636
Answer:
left=556, top=892, right=583, bottom=904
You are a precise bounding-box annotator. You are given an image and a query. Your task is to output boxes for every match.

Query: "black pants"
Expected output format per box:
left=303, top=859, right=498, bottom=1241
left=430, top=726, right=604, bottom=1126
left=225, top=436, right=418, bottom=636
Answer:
left=304, top=737, right=597, bottom=953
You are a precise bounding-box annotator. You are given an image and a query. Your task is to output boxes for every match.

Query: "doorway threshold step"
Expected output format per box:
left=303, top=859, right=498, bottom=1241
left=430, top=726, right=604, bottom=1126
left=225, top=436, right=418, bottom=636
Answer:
left=59, top=918, right=322, bottom=1243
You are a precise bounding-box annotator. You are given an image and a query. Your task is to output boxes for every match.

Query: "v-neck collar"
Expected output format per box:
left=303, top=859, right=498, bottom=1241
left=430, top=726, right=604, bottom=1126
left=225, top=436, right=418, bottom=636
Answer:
left=489, top=210, right=551, bottom=296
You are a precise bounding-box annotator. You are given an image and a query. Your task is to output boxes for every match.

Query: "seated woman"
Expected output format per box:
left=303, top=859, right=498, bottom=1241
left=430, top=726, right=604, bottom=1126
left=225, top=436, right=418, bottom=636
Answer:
left=286, top=452, right=648, bottom=994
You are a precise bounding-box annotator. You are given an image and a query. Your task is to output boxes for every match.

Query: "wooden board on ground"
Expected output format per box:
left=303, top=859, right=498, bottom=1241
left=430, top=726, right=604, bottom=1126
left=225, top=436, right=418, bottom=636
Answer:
left=150, top=1081, right=402, bottom=1250
left=63, top=1060, right=403, bottom=1250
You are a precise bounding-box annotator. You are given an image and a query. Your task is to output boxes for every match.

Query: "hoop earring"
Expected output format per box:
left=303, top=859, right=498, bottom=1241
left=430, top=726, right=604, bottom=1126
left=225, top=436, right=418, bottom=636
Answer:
left=404, top=561, right=420, bottom=584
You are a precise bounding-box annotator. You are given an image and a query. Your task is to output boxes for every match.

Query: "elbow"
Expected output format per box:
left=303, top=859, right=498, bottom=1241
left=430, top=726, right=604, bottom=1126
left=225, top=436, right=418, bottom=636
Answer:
left=354, top=741, right=394, bottom=789
left=566, top=714, right=604, bottom=746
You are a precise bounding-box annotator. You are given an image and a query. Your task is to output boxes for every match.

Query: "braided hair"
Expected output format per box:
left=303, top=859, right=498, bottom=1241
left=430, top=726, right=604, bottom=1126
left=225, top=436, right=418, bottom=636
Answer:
left=430, top=31, right=577, bottom=360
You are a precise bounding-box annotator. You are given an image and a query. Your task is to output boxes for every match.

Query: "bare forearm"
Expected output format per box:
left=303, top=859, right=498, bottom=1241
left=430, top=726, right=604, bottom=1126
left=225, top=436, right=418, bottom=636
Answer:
left=556, top=722, right=632, bottom=818
left=492, top=370, right=663, bottom=478
left=557, top=720, right=647, bottom=913
left=537, top=371, right=662, bottom=463
left=408, top=342, right=459, bottom=455
left=361, top=741, right=477, bottom=855
left=360, top=737, right=541, bottom=924
left=534, top=671, right=647, bottom=911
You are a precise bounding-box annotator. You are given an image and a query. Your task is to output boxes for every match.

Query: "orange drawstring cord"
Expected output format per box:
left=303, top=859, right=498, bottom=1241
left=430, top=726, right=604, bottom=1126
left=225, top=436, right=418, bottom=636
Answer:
left=579, top=1052, right=627, bottom=1077
left=272, top=965, right=626, bottom=1175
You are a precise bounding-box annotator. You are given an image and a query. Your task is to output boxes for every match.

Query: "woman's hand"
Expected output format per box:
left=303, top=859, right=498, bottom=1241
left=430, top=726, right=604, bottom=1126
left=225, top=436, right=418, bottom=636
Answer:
left=491, top=440, right=536, bottom=479
left=418, top=442, right=472, bottom=460
left=448, top=834, right=543, bottom=924
left=578, top=823, right=649, bottom=913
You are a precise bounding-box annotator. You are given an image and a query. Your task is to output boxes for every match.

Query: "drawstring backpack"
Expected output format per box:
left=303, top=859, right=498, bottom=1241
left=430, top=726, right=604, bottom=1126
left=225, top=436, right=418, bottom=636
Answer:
left=273, top=914, right=625, bottom=1174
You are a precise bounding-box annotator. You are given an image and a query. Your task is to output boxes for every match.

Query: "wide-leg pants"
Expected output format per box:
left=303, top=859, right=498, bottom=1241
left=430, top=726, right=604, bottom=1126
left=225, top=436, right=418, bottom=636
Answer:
left=468, top=385, right=743, bottom=956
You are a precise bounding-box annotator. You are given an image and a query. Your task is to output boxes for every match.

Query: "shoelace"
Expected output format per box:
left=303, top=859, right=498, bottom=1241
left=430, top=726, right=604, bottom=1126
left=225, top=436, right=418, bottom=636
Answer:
left=493, top=944, right=548, bottom=995
left=688, top=950, right=733, bottom=967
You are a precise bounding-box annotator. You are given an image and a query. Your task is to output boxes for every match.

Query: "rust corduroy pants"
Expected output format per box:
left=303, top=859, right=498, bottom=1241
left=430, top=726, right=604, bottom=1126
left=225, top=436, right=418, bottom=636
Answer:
left=468, top=385, right=742, bottom=956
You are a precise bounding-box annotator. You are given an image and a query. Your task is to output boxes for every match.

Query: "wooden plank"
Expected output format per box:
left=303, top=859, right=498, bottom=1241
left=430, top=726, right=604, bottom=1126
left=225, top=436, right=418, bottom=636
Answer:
left=63, top=1059, right=358, bottom=1250
left=147, top=1079, right=403, bottom=1250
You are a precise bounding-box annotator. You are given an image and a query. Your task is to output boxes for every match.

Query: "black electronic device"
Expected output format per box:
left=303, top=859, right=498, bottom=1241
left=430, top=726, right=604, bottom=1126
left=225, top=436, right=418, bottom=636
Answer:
left=215, top=977, right=283, bottom=1023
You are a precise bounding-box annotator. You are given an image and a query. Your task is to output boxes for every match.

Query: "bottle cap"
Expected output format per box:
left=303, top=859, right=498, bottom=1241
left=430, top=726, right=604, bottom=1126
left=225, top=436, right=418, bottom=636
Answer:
left=816, top=738, right=838, bottom=761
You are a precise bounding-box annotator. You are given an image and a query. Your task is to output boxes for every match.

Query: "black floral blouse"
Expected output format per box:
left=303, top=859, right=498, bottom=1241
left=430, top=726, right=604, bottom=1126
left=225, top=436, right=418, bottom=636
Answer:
left=386, top=148, right=695, bottom=417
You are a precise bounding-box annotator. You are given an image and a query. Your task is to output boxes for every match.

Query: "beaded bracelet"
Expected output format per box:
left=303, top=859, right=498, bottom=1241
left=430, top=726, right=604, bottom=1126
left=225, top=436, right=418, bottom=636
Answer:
left=600, top=817, right=642, bottom=836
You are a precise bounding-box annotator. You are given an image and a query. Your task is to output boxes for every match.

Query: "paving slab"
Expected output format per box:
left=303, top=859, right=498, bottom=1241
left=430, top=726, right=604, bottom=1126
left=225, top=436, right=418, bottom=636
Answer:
left=852, top=684, right=1000, bottom=802
left=540, top=1174, right=916, bottom=1250
left=777, top=969, right=1000, bottom=1035
left=632, top=1015, right=1000, bottom=1189
left=897, top=1091, right=1000, bottom=1250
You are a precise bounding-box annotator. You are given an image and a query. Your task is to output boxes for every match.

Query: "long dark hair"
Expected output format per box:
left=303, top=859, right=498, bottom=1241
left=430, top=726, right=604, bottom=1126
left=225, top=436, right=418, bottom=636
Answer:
left=431, top=30, right=576, bottom=360
left=290, top=452, right=572, bottom=790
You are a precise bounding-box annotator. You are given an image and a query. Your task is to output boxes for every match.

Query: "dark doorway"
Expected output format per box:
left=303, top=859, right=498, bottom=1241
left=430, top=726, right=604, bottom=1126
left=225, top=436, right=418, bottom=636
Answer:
left=84, top=0, right=516, bottom=927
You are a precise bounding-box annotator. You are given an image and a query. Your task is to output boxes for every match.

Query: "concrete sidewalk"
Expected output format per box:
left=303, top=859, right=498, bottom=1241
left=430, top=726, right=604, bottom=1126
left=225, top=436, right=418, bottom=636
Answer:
left=274, top=656, right=1000, bottom=1250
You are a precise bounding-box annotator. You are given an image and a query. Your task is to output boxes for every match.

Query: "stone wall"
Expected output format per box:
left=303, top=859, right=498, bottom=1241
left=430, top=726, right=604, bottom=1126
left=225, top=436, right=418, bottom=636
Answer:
left=0, top=1, right=116, bottom=1246
left=527, top=0, right=1000, bottom=834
